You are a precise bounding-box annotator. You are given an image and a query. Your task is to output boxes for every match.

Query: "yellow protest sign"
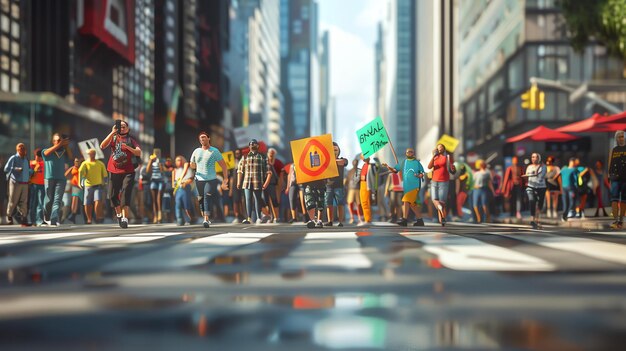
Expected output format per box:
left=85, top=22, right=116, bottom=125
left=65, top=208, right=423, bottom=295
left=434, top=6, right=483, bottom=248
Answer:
left=216, top=151, right=236, bottom=173
left=437, top=134, right=460, bottom=153
left=290, top=134, right=339, bottom=184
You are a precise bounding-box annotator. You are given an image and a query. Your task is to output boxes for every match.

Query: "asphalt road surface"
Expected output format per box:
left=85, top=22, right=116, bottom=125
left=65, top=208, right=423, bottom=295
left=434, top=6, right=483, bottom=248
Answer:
left=0, top=221, right=625, bottom=350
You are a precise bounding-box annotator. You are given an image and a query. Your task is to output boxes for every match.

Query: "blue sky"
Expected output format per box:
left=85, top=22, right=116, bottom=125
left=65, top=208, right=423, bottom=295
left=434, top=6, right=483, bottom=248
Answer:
left=318, top=0, right=387, bottom=158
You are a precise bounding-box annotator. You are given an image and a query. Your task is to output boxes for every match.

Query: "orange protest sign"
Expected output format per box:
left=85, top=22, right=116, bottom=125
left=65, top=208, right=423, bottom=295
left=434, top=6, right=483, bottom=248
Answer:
left=290, top=134, right=339, bottom=184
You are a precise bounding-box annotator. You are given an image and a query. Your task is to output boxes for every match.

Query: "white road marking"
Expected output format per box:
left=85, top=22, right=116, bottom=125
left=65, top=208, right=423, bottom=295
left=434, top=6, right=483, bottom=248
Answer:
left=501, top=233, right=626, bottom=266
left=280, top=232, right=372, bottom=270
left=101, top=232, right=274, bottom=271
left=404, top=233, right=554, bottom=271
left=0, top=232, right=97, bottom=246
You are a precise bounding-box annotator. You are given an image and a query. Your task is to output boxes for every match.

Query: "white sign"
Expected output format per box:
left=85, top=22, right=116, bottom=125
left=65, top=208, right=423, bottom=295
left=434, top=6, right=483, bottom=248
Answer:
left=78, top=138, right=105, bottom=160
left=233, top=123, right=265, bottom=148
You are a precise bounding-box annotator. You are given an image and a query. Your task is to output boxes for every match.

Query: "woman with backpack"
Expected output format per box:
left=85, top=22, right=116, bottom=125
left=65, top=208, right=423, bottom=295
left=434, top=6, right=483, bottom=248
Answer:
left=428, top=143, right=456, bottom=226
left=100, top=120, right=142, bottom=229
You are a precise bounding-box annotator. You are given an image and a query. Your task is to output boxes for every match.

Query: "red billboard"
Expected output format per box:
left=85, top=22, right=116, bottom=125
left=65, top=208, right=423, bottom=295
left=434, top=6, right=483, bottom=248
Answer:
left=78, top=0, right=136, bottom=64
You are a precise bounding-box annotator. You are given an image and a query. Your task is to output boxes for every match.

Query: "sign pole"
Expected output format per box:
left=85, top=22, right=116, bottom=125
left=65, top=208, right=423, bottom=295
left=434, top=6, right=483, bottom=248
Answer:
left=386, top=129, right=399, bottom=164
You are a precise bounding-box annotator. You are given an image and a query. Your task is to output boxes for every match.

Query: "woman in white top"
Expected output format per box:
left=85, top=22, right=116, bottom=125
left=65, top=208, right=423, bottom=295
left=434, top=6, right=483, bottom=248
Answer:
left=522, top=152, right=546, bottom=229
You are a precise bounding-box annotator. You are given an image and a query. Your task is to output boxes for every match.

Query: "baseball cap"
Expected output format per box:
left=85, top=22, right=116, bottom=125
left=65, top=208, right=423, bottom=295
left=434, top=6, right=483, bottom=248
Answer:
left=249, top=139, right=259, bottom=145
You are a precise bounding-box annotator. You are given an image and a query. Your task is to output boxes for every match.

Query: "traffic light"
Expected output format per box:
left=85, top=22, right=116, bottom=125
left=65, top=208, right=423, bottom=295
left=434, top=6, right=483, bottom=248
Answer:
left=520, top=84, right=545, bottom=110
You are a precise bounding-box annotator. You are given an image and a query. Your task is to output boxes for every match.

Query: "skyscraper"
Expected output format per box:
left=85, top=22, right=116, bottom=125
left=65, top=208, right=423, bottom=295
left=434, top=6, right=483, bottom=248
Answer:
left=280, top=0, right=319, bottom=143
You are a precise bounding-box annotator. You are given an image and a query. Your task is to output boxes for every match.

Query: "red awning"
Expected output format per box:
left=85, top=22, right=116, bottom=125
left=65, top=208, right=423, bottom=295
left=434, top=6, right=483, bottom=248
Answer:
left=556, top=111, right=626, bottom=133
left=506, top=126, right=579, bottom=143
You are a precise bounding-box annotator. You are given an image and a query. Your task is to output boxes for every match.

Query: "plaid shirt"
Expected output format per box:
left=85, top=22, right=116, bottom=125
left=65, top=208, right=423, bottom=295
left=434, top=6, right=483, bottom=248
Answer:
left=238, top=152, right=272, bottom=190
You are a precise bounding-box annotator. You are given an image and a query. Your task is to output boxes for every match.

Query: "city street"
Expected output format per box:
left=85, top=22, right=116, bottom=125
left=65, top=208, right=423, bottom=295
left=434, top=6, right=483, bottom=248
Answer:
left=0, top=222, right=625, bottom=350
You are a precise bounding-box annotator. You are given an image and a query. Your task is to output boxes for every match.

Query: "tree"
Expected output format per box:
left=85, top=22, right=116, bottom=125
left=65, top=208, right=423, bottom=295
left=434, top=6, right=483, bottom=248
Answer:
left=558, top=0, right=626, bottom=76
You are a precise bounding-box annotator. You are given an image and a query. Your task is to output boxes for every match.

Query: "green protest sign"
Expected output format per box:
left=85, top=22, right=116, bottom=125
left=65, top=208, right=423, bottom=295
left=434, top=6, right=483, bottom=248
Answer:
left=356, top=117, right=390, bottom=158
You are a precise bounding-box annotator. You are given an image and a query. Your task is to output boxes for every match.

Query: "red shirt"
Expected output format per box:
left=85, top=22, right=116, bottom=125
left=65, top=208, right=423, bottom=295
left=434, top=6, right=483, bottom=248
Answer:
left=360, top=163, right=369, bottom=181
left=431, top=155, right=450, bottom=182
left=107, top=135, right=140, bottom=174
left=391, top=173, right=403, bottom=192
left=30, top=160, right=44, bottom=185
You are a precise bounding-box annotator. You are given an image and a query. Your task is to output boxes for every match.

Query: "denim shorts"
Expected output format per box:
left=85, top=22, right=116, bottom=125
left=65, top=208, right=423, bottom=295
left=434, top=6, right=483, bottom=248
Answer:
left=430, top=181, right=449, bottom=202
left=610, top=181, right=626, bottom=202
left=150, top=180, right=165, bottom=191
left=84, top=186, right=103, bottom=205
left=325, top=187, right=346, bottom=207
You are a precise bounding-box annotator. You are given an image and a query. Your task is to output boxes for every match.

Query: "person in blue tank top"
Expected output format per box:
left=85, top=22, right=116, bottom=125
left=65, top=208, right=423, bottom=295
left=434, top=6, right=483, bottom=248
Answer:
left=383, top=148, right=425, bottom=227
left=555, top=157, right=578, bottom=222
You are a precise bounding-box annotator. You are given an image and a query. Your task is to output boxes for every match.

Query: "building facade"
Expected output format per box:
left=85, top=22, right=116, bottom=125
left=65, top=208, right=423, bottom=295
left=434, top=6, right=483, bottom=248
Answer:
left=280, top=0, right=319, bottom=143
left=0, top=0, right=156, bottom=157
left=459, top=0, right=626, bottom=162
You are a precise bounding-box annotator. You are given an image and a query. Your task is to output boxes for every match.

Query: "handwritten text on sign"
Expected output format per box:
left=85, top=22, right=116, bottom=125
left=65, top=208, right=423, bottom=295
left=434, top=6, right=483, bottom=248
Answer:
left=356, top=117, right=389, bottom=158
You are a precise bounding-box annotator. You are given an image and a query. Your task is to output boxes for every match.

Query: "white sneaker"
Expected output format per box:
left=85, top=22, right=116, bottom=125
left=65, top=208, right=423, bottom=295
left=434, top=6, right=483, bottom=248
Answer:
left=120, top=217, right=128, bottom=229
left=357, top=221, right=368, bottom=227
left=256, top=218, right=263, bottom=225
left=232, top=218, right=240, bottom=224
left=272, top=218, right=278, bottom=224
left=261, top=215, right=271, bottom=223
left=315, top=220, right=323, bottom=228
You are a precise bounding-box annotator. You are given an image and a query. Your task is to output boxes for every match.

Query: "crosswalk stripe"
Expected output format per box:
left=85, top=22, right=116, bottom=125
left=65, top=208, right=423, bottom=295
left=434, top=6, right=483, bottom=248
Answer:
left=0, top=246, right=90, bottom=270
left=279, top=232, right=372, bottom=270
left=498, top=233, right=626, bottom=266
left=0, top=232, right=97, bottom=246
left=71, top=232, right=184, bottom=247
left=403, top=233, right=555, bottom=271
left=100, top=232, right=274, bottom=272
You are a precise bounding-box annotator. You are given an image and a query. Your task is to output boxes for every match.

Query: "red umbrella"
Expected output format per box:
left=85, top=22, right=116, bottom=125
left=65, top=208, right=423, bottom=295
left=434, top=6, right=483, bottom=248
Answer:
left=556, top=113, right=603, bottom=133
left=597, top=110, right=626, bottom=124
left=506, top=126, right=579, bottom=143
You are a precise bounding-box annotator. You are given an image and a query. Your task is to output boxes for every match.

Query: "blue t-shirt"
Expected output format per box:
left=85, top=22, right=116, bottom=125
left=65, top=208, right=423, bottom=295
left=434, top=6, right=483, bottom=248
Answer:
left=394, top=158, right=424, bottom=193
left=560, top=167, right=577, bottom=188
left=42, top=148, right=69, bottom=180
left=190, top=146, right=223, bottom=181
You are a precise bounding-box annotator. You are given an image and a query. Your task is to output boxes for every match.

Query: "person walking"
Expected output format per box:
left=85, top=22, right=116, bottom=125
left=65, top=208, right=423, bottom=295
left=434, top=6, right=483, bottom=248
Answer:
left=385, top=167, right=403, bottom=223
left=146, top=150, right=165, bottom=223
left=100, top=120, right=141, bottom=229
left=78, top=149, right=108, bottom=224
left=324, top=142, right=348, bottom=227
left=230, top=149, right=245, bottom=223
left=522, top=153, right=546, bottom=229
left=64, top=157, right=83, bottom=223
left=592, top=160, right=610, bottom=217
left=265, top=148, right=283, bottom=223
left=29, top=148, right=45, bottom=226
left=607, top=130, right=626, bottom=228
left=555, top=157, right=578, bottom=222
left=284, top=163, right=300, bottom=223
left=544, top=156, right=561, bottom=219
left=346, top=159, right=363, bottom=224
left=237, top=139, right=271, bottom=225
left=472, top=159, right=495, bottom=224
left=43, top=133, right=73, bottom=226
left=501, top=156, right=524, bottom=219
left=573, top=158, right=590, bottom=218
left=172, top=155, right=195, bottom=226
left=383, top=148, right=425, bottom=227
left=428, top=143, right=456, bottom=226
left=359, top=155, right=377, bottom=226
left=4, top=143, right=32, bottom=226
left=455, top=164, right=471, bottom=219
left=189, top=132, right=229, bottom=228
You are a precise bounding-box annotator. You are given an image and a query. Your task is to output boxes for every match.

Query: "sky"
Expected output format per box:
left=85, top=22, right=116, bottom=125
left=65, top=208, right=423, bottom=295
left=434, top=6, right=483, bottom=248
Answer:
left=317, top=0, right=388, bottom=159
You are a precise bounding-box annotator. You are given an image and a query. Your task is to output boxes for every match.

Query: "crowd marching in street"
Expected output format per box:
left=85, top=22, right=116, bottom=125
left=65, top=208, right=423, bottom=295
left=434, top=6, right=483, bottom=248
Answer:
left=2, top=120, right=626, bottom=230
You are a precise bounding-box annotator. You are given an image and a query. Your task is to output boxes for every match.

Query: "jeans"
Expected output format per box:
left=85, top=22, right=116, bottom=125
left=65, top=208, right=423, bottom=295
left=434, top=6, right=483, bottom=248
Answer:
left=196, top=179, right=220, bottom=216
left=175, top=185, right=192, bottom=225
left=561, top=186, right=577, bottom=218
left=29, top=184, right=45, bottom=225
left=526, top=187, right=546, bottom=217
left=44, top=179, right=67, bottom=223
left=244, top=188, right=265, bottom=221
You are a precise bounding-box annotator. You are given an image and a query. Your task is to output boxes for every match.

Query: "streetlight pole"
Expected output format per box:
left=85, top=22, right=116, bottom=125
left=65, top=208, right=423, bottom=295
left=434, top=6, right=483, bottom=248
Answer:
left=529, top=77, right=623, bottom=114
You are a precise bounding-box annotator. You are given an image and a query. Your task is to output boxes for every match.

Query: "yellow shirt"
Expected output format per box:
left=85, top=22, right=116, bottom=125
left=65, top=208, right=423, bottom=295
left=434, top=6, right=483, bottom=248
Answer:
left=78, top=160, right=108, bottom=187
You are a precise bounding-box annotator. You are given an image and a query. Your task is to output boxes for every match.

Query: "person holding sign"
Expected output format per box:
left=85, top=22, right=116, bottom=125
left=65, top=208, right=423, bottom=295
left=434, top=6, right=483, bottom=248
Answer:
left=359, top=155, right=377, bottom=226
left=383, top=148, right=425, bottom=227
left=189, top=132, right=229, bottom=228
left=427, top=143, right=456, bottom=226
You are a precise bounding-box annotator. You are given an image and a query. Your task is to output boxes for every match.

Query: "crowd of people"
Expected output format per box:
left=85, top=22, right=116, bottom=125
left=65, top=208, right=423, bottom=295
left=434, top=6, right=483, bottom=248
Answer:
left=1, top=122, right=625, bottom=230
